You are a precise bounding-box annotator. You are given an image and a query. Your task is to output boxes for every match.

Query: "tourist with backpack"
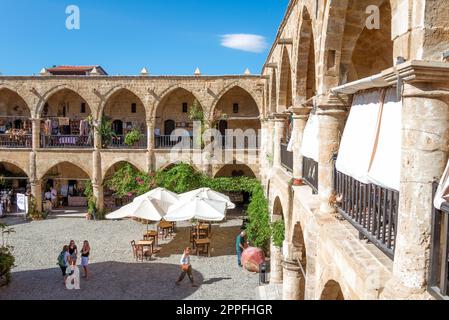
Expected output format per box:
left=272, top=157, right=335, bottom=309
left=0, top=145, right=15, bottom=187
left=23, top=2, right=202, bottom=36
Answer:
left=57, top=245, right=71, bottom=283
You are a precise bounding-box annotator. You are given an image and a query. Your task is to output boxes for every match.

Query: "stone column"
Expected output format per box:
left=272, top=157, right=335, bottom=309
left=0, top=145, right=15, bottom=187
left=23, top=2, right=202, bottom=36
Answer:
left=266, top=117, right=275, bottom=168
left=382, top=83, right=449, bottom=299
left=316, top=95, right=349, bottom=214
left=273, top=114, right=287, bottom=168
left=290, top=107, right=311, bottom=179
left=92, top=140, right=104, bottom=210
left=270, top=243, right=283, bottom=284
left=282, top=259, right=303, bottom=300
left=31, top=118, right=40, bottom=149
left=29, top=151, right=42, bottom=212
left=146, top=119, right=155, bottom=172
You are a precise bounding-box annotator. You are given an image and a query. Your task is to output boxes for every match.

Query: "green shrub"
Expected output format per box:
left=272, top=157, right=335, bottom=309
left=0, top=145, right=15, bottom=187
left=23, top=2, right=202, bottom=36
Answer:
left=27, top=196, right=47, bottom=220
left=156, top=163, right=203, bottom=194
left=124, top=129, right=143, bottom=146
left=0, top=224, right=15, bottom=286
left=271, top=219, right=285, bottom=248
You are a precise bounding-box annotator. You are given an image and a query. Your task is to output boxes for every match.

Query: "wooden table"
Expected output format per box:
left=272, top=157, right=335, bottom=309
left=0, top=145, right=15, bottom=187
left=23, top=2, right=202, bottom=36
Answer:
left=137, top=240, right=154, bottom=261
left=194, top=238, right=211, bottom=257
left=144, top=230, right=158, bottom=247
left=158, top=221, right=175, bottom=239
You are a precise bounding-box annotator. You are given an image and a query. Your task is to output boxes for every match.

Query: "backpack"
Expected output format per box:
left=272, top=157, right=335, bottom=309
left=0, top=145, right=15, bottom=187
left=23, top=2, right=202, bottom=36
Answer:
left=57, top=251, right=66, bottom=267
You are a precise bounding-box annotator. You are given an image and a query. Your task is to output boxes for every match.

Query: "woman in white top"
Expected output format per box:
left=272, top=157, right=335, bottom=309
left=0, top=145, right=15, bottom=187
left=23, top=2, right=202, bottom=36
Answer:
left=175, top=247, right=198, bottom=287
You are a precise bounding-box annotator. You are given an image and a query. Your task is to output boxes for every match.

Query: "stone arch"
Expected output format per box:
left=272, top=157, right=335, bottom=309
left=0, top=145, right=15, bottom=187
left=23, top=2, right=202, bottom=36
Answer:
left=38, top=160, right=92, bottom=181
left=102, top=88, right=146, bottom=133
left=38, top=87, right=93, bottom=123
left=0, top=161, right=29, bottom=179
left=154, top=85, right=203, bottom=118
left=99, top=86, right=148, bottom=119
left=211, top=85, right=261, bottom=133
left=320, top=280, right=345, bottom=300
left=214, top=164, right=256, bottom=178
left=102, top=159, right=147, bottom=182
left=279, top=46, right=293, bottom=112
left=295, top=6, right=316, bottom=104
left=35, top=84, right=91, bottom=118
left=273, top=196, right=284, bottom=220
left=211, top=82, right=262, bottom=117
left=0, top=87, right=31, bottom=117
left=154, top=87, right=203, bottom=136
left=322, top=0, right=394, bottom=86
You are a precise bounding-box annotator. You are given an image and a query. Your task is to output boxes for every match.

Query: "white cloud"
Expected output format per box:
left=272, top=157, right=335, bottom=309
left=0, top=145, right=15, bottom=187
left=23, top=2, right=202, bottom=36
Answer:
left=220, top=34, right=268, bottom=53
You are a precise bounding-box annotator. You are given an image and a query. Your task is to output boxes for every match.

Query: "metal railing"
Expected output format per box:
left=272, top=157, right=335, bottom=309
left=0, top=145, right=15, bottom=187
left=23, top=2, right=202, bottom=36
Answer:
left=302, top=157, right=318, bottom=194
left=221, top=135, right=259, bottom=150
left=428, top=181, right=449, bottom=300
left=155, top=135, right=194, bottom=149
left=280, top=143, right=293, bottom=172
left=107, top=135, right=147, bottom=149
left=334, top=170, right=399, bottom=260
left=40, top=135, right=93, bottom=148
left=0, top=134, right=32, bottom=148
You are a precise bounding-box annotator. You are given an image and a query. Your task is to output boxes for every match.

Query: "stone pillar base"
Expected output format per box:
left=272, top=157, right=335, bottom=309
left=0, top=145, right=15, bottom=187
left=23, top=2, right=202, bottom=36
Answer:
left=381, top=277, right=433, bottom=300
left=282, top=259, right=304, bottom=300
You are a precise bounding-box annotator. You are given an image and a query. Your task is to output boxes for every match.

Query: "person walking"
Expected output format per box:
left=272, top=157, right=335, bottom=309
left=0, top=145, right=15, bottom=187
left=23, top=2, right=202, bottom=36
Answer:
left=236, top=230, right=247, bottom=267
left=57, top=245, right=71, bottom=284
left=50, top=187, right=58, bottom=208
left=80, top=240, right=90, bottom=279
left=176, top=247, right=198, bottom=287
left=68, top=240, right=78, bottom=265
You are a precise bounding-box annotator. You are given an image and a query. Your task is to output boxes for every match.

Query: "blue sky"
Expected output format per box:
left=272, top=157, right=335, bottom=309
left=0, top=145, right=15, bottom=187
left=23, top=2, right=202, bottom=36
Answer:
left=0, top=0, right=289, bottom=76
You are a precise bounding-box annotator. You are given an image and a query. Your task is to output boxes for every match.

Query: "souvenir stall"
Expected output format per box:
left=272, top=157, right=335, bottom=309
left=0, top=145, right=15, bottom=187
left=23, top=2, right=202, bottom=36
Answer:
left=0, top=116, right=32, bottom=147
left=0, top=163, right=29, bottom=216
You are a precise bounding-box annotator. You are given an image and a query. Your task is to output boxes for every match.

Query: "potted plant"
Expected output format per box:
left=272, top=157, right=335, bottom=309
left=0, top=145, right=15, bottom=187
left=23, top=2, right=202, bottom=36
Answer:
left=96, top=117, right=116, bottom=148
left=124, top=129, right=143, bottom=147
left=0, top=223, right=15, bottom=287
left=291, top=178, right=303, bottom=186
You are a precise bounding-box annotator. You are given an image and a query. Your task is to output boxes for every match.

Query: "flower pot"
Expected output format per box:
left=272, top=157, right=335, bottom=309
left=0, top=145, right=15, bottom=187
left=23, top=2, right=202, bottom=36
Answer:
left=292, top=179, right=303, bottom=186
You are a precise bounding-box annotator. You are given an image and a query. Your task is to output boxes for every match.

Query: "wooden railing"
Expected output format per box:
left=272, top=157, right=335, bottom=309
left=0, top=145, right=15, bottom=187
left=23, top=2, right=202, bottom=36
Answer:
left=280, top=143, right=293, bottom=172
left=40, top=135, right=93, bottom=148
left=302, top=157, right=318, bottom=194
left=428, top=181, right=449, bottom=300
left=107, top=135, right=147, bottom=149
left=0, top=134, right=32, bottom=148
left=334, top=170, right=399, bottom=260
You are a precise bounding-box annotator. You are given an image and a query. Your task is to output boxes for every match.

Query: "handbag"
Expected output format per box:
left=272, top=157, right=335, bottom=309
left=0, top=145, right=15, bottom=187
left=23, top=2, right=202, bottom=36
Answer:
left=181, top=264, right=190, bottom=272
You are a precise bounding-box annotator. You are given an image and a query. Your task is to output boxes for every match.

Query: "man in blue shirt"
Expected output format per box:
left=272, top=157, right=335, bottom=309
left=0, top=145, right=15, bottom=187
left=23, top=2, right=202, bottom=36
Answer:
left=236, top=230, right=247, bottom=267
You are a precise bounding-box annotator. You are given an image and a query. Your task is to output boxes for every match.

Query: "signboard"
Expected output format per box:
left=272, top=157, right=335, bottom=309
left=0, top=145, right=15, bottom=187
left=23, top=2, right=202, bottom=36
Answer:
left=16, top=193, right=28, bottom=213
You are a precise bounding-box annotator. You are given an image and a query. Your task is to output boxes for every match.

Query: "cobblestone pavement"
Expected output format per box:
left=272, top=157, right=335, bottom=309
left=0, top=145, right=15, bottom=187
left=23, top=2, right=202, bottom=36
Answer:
left=0, top=211, right=259, bottom=300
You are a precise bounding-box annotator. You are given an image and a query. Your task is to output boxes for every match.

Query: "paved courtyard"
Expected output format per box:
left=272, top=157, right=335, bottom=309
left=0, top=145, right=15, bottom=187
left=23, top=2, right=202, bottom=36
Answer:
left=0, top=211, right=259, bottom=300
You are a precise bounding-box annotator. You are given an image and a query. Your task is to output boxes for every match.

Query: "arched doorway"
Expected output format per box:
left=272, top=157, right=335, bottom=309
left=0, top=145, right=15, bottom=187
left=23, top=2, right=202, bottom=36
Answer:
left=0, top=162, right=29, bottom=216
left=164, top=120, right=176, bottom=136
left=292, top=222, right=307, bottom=300
left=271, top=196, right=285, bottom=284
left=41, top=162, right=90, bottom=213
left=155, top=88, right=202, bottom=149
left=0, top=88, right=32, bottom=148
left=40, top=88, right=93, bottom=148
left=103, top=161, right=144, bottom=210
left=320, top=280, right=345, bottom=300
left=215, top=164, right=256, bottom=209
left=103, top=89, right=147, bottom=149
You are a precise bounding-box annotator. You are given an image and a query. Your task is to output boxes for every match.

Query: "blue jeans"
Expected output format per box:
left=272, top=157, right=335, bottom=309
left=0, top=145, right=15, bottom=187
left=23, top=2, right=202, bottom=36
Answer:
left=237, top=250, right=242, bottom=266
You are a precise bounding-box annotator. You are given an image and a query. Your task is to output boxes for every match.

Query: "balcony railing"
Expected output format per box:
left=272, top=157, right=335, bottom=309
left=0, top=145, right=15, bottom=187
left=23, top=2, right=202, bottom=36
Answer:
left=428, top=181, right=449, bottom=300
left=41, top=135, right=93, bottom=148
left=155, top=136, right=194, bottom=149
left=107, top=135, right=147, bottom=149
left=280, top=143, right=293, bottom=172
left=302, top=157, right=318, bottom=194
left=0, top=134, right=32, bottom=148
left=221, top=135, right=259, bottom=150
left=334, top=170, right=399, bottom=260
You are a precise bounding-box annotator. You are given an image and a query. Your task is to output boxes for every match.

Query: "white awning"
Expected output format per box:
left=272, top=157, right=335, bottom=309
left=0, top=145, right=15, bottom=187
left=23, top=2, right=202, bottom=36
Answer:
left=366, top=87, right=402, bottom=191
left=300, top=114, right=319, bottom=162
left=336, top=88, right=402, bottom=191
left=336, top=90, right=383, bottom=184
left=434, top=161, right=449, bottom=210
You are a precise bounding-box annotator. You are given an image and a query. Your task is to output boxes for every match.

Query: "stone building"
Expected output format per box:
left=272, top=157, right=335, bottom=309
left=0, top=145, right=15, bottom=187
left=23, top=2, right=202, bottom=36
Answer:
left=260, top=0, right=449, bottom=300
left=1, top=0, right=449, bottom=300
